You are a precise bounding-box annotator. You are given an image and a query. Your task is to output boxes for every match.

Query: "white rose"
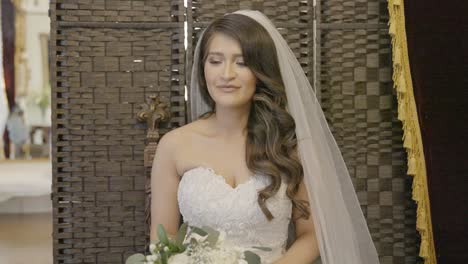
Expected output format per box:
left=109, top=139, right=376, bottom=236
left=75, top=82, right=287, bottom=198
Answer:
left=150, top=255, right=159, bottom=262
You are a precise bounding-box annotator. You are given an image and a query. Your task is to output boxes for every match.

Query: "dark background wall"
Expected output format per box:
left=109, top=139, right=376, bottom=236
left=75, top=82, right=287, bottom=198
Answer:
left=405, top=0, right=468, bottom=263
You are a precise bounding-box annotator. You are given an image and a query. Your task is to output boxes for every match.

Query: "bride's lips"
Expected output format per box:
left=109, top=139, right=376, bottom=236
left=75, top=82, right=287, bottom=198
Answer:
left=217, top=85, right=240, bottom=92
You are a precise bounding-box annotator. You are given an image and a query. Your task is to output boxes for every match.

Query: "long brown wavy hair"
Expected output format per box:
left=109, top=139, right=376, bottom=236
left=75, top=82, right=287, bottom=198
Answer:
left=195, top=13, right=310, bottom=221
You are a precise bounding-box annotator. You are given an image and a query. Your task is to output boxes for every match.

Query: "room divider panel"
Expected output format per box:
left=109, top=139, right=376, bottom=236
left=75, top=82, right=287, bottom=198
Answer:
left=49, top=1, right=186, bottom=263
left=316, top=1, right=420, bottom=263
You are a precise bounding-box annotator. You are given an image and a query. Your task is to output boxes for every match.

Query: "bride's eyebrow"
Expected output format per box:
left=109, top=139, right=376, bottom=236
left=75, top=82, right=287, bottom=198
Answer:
left=207, top=52, right=243, bottom=58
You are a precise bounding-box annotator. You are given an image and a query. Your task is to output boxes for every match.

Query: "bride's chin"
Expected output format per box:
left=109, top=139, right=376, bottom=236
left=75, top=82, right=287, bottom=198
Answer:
left=212, top=98, right=250, bottom=109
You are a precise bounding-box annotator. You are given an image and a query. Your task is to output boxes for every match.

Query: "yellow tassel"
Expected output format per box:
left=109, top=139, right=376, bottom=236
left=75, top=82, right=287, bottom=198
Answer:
left=412, top=179, right=419, bottom=201
left=398, top=74, right=406, bottom=93
left=398, top=101, right=405, bottom=121
left=395, top=46, right=402, bottom=67
left=408, top=156, right=416, bottom=175
left=388, top=0, right=436, bottom=263
left=389, top=21, right=396, bottom=36
left=420, top=239, right=428, bottom=258
left=403, top=131, right=412, bottom=149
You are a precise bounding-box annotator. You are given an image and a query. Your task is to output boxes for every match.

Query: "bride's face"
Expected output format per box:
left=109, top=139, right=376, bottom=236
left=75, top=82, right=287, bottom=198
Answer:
left=204, top=33, right=257, bottom=110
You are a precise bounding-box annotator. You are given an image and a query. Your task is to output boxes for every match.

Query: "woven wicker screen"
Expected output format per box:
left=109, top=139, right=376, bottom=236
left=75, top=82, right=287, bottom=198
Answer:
left=49, top=0, right=186, bottom=263
left=316, top=0, right=420, bottom=263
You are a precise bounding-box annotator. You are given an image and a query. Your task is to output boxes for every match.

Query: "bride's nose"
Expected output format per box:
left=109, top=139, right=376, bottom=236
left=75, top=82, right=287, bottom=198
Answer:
left=221, top=62, right=236, bottom=80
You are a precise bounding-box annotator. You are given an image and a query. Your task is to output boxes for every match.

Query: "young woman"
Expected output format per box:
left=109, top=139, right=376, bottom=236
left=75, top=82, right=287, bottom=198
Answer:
left=150, top=10, right=379, bottom=264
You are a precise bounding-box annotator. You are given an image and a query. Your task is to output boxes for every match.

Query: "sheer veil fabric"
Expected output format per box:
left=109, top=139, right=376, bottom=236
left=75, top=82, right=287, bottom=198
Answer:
left=189, top=10, right=380, bottom=264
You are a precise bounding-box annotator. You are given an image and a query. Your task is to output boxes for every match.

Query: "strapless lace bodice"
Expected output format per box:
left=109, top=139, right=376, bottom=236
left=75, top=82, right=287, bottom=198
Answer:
left=177, top=166, right=292, bottom=264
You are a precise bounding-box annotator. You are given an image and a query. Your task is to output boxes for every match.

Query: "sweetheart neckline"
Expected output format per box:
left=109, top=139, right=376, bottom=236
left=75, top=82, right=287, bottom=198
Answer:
left=181, top=166, right=256, bottom=190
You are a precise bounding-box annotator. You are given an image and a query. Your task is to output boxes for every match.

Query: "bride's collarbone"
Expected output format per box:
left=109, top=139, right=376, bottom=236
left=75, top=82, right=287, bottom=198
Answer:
left=179, top=162, right=253, bottom=187
left=175, top=125, right=252, bottom=186
left=177, top=146, right=248, bottom=180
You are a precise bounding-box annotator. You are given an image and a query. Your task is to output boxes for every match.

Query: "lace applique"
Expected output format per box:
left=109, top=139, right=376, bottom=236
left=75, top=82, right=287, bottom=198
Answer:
left=177, top=166, right=292, bottom=264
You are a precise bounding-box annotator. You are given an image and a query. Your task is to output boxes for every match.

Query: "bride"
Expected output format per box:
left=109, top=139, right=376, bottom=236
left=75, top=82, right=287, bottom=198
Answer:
left=150, top=10, right=379, bottom=264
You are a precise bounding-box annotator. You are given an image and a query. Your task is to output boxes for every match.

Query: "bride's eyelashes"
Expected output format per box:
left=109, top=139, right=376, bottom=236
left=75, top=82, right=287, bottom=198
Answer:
left=207, top=58, right=246, bottom=67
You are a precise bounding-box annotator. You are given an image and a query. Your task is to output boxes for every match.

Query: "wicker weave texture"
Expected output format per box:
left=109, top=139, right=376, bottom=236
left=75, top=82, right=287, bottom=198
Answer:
left=320, top=0, right=389, bottom=24
left=191, top=0, right=311, bottom=24
left=50, top=0, right=186, bottom=263
left=318, top=10, right=420, bottom=264
left=55, top=0, right=182, bottom=23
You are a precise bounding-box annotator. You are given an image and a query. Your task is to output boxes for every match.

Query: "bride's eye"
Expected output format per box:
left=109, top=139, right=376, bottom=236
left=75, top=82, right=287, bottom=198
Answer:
left=208, top=58, right=222, bottom=65
left=237, top=61, right=246, bottom=67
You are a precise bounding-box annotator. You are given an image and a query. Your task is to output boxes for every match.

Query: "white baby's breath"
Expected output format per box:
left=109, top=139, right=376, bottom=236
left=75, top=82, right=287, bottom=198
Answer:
left=150, top=255, right=158, bottom=262
left=149, top=243, right=156, bottom=252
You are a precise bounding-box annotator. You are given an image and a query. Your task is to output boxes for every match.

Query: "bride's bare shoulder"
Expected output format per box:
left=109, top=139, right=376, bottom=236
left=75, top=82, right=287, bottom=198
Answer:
left=158, top=118, right=211, bottom=149
left=156, top=118, right=213, bottom=175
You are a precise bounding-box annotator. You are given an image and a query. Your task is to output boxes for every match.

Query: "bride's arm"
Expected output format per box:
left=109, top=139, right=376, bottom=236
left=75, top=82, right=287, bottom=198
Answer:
left=274, top=180, right=320, bottom=264
left=150, top=131, right=181, bottom=242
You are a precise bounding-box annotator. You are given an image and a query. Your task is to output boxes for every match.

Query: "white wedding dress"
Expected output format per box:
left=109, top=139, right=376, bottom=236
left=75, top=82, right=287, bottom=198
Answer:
left=177, top=166, right=293, bottom=264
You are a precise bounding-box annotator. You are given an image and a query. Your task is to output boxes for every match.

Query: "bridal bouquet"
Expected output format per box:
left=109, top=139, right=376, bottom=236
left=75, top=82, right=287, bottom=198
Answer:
left=126, top=223, right=263, bottom=264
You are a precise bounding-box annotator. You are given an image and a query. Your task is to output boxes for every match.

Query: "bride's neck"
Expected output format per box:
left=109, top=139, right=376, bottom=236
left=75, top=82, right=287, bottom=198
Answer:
left=211, top=105, right=250, bottom=139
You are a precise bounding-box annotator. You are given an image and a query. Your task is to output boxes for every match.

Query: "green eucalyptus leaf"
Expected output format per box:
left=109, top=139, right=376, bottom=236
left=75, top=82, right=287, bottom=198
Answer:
left=125, top=253, right=145, bottom=264
left=202, top=226, right=219, bottom=247
left=190, top=226, right=208, bottom=237
left=175, top=222, right=188, bottom=247
left=251, top=246, right=272, bottom=252
left=167, top=241, right=179, bottom=252
left=244, top=251, right=261, bottom=264
left=160, top=251, right=168, bottom=264
left=157, top=224, right=170, bottom=245
left=177, top=244, right=187, bottom=252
